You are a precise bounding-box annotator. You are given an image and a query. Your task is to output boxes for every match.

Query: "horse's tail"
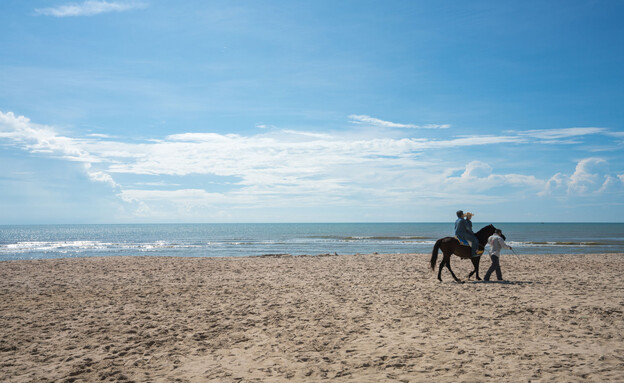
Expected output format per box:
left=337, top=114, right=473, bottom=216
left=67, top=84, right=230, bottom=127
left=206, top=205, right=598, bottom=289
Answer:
left=431, top=239, right=442, bottom=270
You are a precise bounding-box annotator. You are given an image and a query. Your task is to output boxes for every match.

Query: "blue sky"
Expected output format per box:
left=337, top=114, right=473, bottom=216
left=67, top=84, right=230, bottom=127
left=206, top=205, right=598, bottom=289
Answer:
left=1, top=0, right=623, bottom=223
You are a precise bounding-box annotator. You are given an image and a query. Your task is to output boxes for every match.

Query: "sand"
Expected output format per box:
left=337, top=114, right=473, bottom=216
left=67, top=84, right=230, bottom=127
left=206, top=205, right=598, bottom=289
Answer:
left=1, top=253, right=623, bottom=382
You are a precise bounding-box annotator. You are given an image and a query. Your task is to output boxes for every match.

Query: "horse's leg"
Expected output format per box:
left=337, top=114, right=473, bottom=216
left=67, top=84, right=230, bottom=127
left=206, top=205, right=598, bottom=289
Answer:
left=467, top=268, right=475, bottom=280
left=463, top=245, right=478, bottom=281
left=468, top=257, right=481, bottom=280
left=446, top=255, right=461, bottom=283
left=437, top=256, right=446, bottom=282
left=467, top=255, right=476, bottom=279
left=473, top=256, right=482, bottom=280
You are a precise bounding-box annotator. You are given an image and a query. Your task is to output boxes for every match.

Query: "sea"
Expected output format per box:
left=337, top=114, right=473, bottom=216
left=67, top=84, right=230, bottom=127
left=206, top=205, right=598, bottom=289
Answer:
left=0, top=223, right=622, bottom=261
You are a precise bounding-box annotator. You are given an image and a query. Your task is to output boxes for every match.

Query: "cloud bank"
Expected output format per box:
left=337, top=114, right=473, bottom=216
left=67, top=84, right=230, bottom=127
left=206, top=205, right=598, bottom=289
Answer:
left=1, top=111, right=622, bottom=219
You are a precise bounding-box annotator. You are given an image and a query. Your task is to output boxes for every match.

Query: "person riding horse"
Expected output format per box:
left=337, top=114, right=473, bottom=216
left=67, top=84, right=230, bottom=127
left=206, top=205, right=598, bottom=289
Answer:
left=432, top=223, right=502, bottom=282
left=454, top=210, right=479, bottom=257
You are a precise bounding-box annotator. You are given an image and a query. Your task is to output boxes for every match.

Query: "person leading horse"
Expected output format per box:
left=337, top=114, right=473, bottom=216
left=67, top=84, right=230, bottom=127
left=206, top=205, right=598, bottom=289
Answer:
left=431, top=216, right=506, bottom=282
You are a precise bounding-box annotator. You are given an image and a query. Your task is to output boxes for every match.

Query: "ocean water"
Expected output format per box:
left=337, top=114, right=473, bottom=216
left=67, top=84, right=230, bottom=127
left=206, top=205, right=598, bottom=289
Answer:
left=0, top=223, right=622, bottom=261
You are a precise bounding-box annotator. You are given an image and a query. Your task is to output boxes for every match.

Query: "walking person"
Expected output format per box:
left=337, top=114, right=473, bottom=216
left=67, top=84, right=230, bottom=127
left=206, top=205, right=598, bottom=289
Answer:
left=484, top=228, right=512, bottom=281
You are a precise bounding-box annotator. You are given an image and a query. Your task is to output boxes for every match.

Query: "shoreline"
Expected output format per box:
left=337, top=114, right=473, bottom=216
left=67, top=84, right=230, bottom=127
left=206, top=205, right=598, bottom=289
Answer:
left=2, top=249, right=624, bottom=263
left=1, top=253, right=623, bottom=382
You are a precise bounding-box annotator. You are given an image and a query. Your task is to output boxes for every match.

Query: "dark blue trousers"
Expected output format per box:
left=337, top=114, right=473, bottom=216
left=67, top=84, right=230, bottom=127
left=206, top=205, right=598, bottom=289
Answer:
left=484, top=255, right=503, bottom=281
left=466, top=234, right=479, bottom=256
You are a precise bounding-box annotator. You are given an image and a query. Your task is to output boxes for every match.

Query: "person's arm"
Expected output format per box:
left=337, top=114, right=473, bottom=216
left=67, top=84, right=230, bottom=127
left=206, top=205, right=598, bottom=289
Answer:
left=498, top=237, right=512, bottom=250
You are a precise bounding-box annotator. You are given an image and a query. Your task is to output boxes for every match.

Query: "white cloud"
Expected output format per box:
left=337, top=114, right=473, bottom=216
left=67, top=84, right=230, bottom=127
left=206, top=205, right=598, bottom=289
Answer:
left=3, top=110, right=621, bottom=220
left=119, top=188, right=226, bottom=204
left=539, top=157, right=623, bottom=196
left=539, top=172, right=567, bottom=197
left=281, top=129, right=333, bottom=139
left=568, top=157, right=607, bottom=194
left=0, top=111, right=96, bottom=162
left=84, top=164, right=119, bottom=188
left=87, top=170, right=119, bottom=188
left=348, top=115, right=450, bottom=129
left=444, top=161, right=544, bottom=193
left=35, top=1, right=146, bottom=17
left=598, top=175, right=619, bottom=193
left=165, top=132, right=238, bottom=142
left=100, top=133, right=528, bottom=180
left=255, top=123, right=276, bottom=130
left=1, top=111, right=115, bottom=189
left=515, top=127, right=606, bottom=140
left=0, top=111, right=531, bottom=191
left=462, top=161, right=493, bottom=178
left=415, top=135, right=526, bottom=149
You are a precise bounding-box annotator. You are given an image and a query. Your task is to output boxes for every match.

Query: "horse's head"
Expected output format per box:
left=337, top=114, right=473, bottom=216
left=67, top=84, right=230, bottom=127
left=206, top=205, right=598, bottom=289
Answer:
left=476, top=224, right=505, bottom=241
left=491, top=225, right=506, bottom=240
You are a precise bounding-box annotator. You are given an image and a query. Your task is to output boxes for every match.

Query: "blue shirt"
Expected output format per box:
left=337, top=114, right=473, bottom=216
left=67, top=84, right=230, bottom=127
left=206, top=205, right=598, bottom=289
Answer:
left=454, top=218, right=475, bottom=239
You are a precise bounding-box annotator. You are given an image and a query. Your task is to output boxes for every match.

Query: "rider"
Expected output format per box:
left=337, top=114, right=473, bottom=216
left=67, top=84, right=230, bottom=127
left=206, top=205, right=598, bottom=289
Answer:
left=454, top=210, right=479, bottom=257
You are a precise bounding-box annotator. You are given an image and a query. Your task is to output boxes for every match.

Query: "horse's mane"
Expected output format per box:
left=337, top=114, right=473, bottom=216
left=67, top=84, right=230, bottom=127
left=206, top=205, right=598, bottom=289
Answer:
left=475, top=224, right=505, bottom=241
left=475, top=224, right=494, bottom=236
left=475, top=224, right=495, bottom=242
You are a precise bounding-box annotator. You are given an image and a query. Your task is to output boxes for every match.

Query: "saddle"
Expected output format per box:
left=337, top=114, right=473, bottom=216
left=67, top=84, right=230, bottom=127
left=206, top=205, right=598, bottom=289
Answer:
left=454, top=236, right=484, bottom=256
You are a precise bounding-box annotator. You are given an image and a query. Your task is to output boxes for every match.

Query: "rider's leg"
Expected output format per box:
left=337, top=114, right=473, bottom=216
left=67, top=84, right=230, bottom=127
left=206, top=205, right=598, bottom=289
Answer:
left=469, top=234, right=479, bottom=257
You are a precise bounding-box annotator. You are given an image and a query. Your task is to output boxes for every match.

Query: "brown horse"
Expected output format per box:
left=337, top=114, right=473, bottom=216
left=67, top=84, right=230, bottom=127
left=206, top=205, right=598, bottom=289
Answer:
left=430, top=224, right=504, bottom=282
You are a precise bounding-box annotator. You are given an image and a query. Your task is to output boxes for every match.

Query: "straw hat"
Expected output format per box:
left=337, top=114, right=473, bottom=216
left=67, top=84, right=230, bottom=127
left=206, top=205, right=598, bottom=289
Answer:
left=464, top=212, right=474, bottom=218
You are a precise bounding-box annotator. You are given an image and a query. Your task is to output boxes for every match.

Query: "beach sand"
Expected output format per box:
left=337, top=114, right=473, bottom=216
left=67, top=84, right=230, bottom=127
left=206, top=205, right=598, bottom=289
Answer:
left=1, top=253, right=623, bottom=382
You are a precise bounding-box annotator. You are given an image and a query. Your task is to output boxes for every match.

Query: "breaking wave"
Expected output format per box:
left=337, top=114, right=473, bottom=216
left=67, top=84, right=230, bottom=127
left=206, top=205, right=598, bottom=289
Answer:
left=508, top=241, right=604, bottom=247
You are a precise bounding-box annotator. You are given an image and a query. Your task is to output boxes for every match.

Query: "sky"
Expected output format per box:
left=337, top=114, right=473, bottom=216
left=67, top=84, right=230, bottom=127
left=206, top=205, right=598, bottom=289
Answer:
left=1, top=0, right=623, bottom=223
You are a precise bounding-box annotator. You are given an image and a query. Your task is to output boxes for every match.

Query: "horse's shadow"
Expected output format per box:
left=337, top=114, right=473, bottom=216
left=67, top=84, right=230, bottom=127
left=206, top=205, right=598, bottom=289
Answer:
left=468, top=280, right=536, bottom=285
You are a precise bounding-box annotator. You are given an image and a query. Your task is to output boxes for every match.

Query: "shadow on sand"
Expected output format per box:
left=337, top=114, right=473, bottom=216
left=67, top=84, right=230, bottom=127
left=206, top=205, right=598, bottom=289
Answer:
left=468, top=280, right=536, bottom=285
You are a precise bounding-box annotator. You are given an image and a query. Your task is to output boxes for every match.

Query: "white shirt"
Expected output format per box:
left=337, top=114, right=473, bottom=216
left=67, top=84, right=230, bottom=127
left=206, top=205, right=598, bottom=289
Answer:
left=487, top=234, right=511, bottom=257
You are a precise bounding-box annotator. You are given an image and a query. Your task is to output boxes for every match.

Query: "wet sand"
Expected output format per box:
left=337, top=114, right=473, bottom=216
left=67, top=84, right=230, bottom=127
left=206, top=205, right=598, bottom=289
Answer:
left=1, top=253, right=623, bottom=382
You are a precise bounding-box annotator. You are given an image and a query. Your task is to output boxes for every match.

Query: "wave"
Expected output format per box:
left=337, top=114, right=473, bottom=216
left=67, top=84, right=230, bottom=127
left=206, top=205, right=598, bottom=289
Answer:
left=0, top=237, right=439, bottom=254
left=306, top=235, right=433, bottom=239
left=1, top=238, right=614, bottom=259
left=0, top=241, right=203, bottom=254
left=310, top=235, right=433, bottom=241
left=347, top=236, right=433, bottom=240
left=508, top=241, right=604, bottom=247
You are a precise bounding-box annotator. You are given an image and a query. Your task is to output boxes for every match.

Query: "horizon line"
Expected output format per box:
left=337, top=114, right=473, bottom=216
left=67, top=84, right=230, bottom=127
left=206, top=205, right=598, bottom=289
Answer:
left=1, top=221, right=622, bottom=226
